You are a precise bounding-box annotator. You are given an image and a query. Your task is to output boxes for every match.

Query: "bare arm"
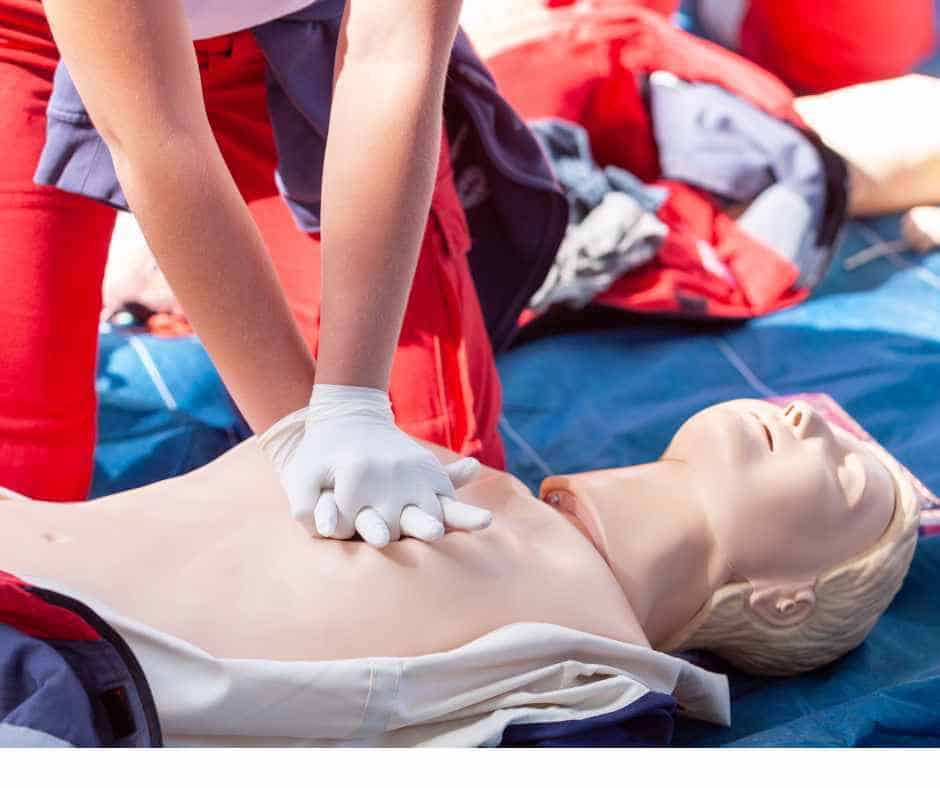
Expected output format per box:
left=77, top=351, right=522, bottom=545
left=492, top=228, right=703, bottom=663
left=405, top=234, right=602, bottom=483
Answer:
left=315, top=0, right=463, bottom=388
left=794, top=76, right=940, bottom=216
left=43, top=0, right=315, bottom=432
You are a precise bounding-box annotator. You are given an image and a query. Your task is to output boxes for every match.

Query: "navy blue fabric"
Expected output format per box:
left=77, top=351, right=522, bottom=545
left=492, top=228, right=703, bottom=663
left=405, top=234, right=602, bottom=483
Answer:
left=0, top=575, right=161, bottom=748
left=0, top=624, right=99, bottom=747
left=501, top=690, right=677, bottom=747
left=27, top=586, right=163, bottom=747
left=0, top=590, right=160, bottom=748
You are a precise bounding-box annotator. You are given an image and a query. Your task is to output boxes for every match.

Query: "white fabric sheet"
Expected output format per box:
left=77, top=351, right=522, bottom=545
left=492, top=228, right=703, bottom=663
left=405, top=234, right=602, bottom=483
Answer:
left=26, top=576, right=730, bottom=747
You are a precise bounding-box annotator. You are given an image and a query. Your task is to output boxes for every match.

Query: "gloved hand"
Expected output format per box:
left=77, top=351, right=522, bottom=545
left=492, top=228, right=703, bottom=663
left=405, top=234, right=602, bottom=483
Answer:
left=259, top=384, right=492, bottom=548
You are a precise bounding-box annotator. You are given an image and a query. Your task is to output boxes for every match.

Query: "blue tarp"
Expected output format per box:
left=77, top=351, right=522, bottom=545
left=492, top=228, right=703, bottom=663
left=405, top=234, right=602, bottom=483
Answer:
left=92, top=328, right=249, bottom=498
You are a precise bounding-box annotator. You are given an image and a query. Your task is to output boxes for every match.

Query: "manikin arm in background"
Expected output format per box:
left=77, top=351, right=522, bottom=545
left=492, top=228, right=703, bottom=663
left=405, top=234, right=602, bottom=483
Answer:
left=794, top=75, right=940, bottom=224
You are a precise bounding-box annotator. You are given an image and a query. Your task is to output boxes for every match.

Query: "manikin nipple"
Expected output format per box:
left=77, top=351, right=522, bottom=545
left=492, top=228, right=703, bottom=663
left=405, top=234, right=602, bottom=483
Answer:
left=41, top=532, right=73, bottom=545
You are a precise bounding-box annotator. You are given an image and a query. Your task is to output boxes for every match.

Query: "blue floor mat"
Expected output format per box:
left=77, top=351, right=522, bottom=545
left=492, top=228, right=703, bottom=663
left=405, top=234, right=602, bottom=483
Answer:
left=92, top=328, right=249, bottom=498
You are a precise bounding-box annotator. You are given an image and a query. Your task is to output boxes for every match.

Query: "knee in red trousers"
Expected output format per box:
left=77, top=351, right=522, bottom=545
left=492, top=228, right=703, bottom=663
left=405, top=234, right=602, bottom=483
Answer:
left=0, top=0, right=115, bottom=500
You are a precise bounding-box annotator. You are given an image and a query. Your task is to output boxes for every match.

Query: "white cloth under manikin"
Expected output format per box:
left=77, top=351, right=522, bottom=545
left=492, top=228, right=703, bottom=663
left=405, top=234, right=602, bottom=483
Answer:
left=25, top=576, right=730, bottom=747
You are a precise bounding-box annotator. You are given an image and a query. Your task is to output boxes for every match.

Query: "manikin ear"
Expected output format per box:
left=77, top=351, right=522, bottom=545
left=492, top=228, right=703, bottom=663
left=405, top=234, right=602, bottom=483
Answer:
left=748, top=581, right=817, bottom=627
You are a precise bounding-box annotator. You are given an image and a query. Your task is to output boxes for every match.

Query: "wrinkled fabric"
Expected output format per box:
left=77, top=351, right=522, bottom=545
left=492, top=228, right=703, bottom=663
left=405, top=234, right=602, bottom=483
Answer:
left=531, top=192, right=668, bottom=313
left=736, top=183, right=814, bottom=271
left=649, top=72, right=828, bottom=286
left=528, top=119, right=667, bottom=313
left=19, top=575, right=730, bottom=747
left=0, top=572, right=161, bottom=747
left=484, top=4, right=848, bottom=320
left=531, top=119, right=668, bottom=222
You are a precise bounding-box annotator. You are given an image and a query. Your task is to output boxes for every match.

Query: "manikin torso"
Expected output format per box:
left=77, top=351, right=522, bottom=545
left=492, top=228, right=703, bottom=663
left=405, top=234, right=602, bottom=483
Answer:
left=1, top=398, right=895, bottom=666
left=1, top=440, right=647, bottom=661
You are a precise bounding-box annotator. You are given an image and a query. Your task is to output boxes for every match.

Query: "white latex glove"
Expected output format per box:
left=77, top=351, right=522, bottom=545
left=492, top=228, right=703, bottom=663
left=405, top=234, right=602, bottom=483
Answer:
left=259, top=384, right=492, bottom=548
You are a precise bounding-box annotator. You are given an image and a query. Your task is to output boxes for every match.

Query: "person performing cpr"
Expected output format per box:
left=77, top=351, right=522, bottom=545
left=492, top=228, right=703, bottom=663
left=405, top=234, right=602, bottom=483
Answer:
left=0, top=1, right=566, bottom=542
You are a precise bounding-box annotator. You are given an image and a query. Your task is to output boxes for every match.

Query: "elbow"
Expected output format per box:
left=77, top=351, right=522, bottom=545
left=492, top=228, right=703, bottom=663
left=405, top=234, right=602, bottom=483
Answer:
left=91, top=106, right=212, bottom=186
left=104, top=124, right=213, bottom=209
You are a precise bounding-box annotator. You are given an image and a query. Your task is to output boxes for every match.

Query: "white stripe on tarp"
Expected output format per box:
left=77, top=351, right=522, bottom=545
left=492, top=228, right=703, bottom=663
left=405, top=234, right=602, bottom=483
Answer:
left=499, top=415, right=555, bottom=478
left=128, top=335, right=178, bottom=411
left=713, top=337, right=779, bottom=398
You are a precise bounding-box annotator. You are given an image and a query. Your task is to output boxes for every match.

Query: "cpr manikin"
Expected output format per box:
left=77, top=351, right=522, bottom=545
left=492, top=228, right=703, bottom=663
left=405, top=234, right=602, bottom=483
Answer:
left=542, top=399, right=919, bottom=675
left=0, top=399, right=919, bottom=742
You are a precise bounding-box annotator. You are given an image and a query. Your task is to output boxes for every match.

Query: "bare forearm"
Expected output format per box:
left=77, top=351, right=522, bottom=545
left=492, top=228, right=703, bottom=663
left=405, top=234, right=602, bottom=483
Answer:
left=316, top=65, right=444, bottom=387
left=315, top=0, right=462, bottom=388
left=113, top=136, right=315, bottom=431
left=794, top=77, right=940, bottom=217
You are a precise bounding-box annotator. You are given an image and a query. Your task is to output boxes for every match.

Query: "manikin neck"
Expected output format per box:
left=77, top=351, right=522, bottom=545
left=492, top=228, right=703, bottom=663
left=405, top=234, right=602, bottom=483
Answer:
left=541, top=461, right=731, bottom=648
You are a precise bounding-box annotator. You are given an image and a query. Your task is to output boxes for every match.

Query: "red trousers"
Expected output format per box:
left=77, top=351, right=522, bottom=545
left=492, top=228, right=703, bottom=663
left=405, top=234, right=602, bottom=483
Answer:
left=0, top=1, right=504, bottom=500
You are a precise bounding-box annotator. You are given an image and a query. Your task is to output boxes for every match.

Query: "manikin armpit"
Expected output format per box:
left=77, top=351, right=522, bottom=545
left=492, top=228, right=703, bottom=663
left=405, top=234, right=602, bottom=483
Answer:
left=2, top=399, right=918, bottom=675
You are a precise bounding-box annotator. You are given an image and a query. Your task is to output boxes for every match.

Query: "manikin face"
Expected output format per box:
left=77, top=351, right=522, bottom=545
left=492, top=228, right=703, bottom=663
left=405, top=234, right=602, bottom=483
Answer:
left=661, top=399, right=896, bottom=583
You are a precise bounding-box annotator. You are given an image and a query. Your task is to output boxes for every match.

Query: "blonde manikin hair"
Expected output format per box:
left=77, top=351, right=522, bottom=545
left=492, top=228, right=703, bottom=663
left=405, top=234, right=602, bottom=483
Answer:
left=659, top=438, right=921, bottom=677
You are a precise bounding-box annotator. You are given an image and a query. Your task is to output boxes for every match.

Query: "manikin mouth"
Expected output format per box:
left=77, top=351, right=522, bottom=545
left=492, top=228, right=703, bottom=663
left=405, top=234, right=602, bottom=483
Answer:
left=749, top=412, right=775, bottom=452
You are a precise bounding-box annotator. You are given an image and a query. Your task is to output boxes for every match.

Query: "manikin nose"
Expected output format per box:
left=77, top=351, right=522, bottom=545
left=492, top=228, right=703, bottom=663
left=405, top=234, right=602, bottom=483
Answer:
left=782, top=400, right=818, bottom=440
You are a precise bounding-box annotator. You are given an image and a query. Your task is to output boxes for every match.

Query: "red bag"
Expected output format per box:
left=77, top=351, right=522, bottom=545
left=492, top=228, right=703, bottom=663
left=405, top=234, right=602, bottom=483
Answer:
left=481, top=2, right=847, bottom=321
left=740, top=0, right=936, bottom=95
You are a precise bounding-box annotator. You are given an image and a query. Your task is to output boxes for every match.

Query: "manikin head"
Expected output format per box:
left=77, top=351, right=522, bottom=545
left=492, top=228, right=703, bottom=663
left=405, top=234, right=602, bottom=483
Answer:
left=543, top=399, right=920, bottom=676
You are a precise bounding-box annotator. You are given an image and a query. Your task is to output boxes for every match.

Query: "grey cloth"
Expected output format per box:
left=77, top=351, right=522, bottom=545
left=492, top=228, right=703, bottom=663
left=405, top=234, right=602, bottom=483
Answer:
left=530, top=191, right=668, bottom=313
left=529, top=119, right=668, bottom=313
left=530, top=119, right=668, bottom=221
left=695, top=0, right=749, bottom=49
left=648, top=71, right=829, bottom=286
left=737, top=183, right=814, bottom=265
